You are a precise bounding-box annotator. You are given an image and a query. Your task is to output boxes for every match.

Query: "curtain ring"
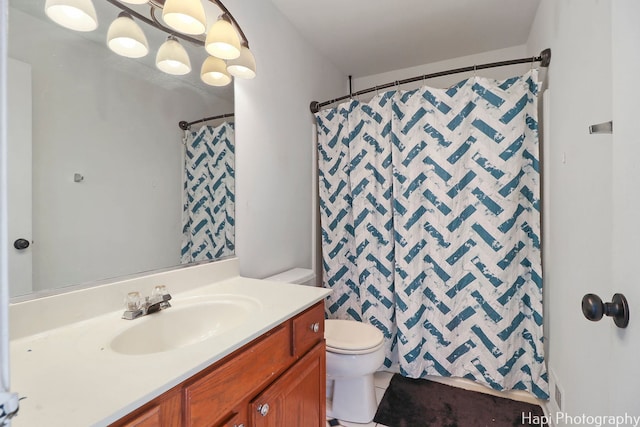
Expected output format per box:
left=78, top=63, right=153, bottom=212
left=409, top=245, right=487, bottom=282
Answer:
left=531, top=56, right=535, bottom=70
left=473, top=64, right=477, bottom=78
left=375, top=85, right=379, bottom=97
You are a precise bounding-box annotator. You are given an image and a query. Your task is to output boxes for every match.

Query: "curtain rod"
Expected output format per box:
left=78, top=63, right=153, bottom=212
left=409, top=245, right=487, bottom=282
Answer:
left=179, top=113, right=235, bottom=130
left=310, top=48, right=551, bottom=114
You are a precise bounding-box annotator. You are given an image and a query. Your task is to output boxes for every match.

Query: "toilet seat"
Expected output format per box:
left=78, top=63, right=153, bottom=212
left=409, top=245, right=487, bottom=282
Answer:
left=325, top=319, right=384, bottom=355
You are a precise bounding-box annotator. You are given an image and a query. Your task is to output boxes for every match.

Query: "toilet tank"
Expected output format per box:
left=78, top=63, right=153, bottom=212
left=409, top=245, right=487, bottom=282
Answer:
left=265, top=268, right=316, bottom=286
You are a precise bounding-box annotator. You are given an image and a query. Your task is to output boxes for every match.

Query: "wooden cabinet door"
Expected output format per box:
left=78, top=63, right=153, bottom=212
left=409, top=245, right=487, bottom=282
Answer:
left=184, top=324, right=292, bottom=427
left=114, top=389, right=181, bottom=427
left=250, top=342, right=325, bottom=427
left=215, top=409, right=247, bottom=427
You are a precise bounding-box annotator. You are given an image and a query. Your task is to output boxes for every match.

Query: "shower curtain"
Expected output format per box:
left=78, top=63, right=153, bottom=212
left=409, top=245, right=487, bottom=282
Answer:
left=316, top=70, right=548, bottom=399
left=181, top=122, right=235, bottom=263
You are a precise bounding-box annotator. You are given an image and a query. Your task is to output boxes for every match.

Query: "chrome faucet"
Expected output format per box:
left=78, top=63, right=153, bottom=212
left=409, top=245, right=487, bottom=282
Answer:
left=122, top=286, right=172, bottom=320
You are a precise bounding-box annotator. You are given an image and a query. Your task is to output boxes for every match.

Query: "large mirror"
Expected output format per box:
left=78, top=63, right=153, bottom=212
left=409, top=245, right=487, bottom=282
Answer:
left=7, top=0, right=235, bottom=299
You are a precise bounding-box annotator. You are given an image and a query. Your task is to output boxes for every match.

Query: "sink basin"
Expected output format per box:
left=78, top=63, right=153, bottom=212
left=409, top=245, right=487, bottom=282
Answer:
left=110, top=295, right=260, bottom=355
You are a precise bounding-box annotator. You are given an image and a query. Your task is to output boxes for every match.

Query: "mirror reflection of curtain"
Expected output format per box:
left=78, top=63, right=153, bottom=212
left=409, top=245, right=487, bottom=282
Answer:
left=181, top=122, right=235, bottom=263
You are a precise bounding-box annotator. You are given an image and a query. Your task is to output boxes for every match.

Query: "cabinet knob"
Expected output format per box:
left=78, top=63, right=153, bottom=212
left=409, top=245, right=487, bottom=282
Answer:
left=257, top=403, right=270, bottom=416
left=310, top=322, right=320, bottom=333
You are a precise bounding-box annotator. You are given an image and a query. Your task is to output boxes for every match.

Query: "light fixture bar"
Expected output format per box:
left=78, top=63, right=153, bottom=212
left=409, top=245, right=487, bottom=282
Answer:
left=57, top=0, right=256, bottom=84
left=103, top=0, right=250, bottom=48
left=104, top=0, right=204, bottom=46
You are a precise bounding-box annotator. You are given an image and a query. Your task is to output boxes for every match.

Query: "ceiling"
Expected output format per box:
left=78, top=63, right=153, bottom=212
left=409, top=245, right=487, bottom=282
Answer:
left=270, top=0, right=541, bottom=77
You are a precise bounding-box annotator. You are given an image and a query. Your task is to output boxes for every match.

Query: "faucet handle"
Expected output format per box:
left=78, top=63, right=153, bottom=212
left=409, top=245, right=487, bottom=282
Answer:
left=125, top=291, right=143, bottom=311
left=152, top=285, right=168, bottom=298
left=123, top=291, right=144, bottom=320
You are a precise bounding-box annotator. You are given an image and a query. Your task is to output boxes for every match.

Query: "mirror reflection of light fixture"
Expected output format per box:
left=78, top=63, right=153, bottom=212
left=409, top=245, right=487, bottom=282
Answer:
left=162, top=0, right=207, bottom=36
left=156, top=36, right=192, bottom=76
left=107, top=12, right=149, bottom=58
left=44, top=0, right=98, bottom=32
left=46, top=0, right=257, bottom=84
left=201, top=57, right=232, bottom=87
left=205, top=17, right=241, bottom=60
left=227, top=46, right=256, bottom=79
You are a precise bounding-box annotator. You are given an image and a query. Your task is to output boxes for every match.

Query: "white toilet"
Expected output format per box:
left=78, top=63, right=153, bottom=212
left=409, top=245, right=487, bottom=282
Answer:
left=325, top=319, right=385, bottom=423
left=265, top=268, right=385, bottom=423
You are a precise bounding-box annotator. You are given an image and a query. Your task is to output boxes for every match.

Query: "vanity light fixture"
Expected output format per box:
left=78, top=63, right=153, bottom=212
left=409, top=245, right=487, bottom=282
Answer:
left=227, top=46, right=257, bottom=79
left=44, top=0, right=98, bottom=32
left=156, top=36, right=192, bottom=75
left=45, top=0, right=256, bottom=86
left=205, top=17, right=241, bottom=60
left=162, top=0, right=207, bottom=36
left=201, top=56, right=232, bottom=86
left=107, top=12, right=149, bottom=59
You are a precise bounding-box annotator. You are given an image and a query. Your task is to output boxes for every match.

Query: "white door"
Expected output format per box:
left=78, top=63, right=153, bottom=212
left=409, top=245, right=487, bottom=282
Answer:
left=609, top=0, right=640, bottom=413
left=7, top=58, right=32, bottom=297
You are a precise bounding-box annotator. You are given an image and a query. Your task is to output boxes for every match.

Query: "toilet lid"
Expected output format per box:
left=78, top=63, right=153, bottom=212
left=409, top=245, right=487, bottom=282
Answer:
left=325, top=319, right=384, bottom=352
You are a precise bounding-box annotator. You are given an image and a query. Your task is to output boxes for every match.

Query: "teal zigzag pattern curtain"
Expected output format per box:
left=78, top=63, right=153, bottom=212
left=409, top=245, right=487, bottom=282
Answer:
left=316, top=71, right=548, bottom=399
left=181, top=122, right=235, bottom=263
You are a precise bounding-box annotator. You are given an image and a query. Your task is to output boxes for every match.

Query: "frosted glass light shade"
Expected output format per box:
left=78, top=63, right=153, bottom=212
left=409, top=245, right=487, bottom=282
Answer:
left=205, top=19, right=241, bottom=60
left=227, top=46, right=256, bottom=79
left=156, top=37, right=191, bottom=75
left=162, top=0, right=206, bottom=36
left=44, top=0, right=98, bottom=32
left=107, top=13, right=149, bottom=58
left=120, top=0, right=148, bottom=4
left=201, top=57, right=232, bottom=86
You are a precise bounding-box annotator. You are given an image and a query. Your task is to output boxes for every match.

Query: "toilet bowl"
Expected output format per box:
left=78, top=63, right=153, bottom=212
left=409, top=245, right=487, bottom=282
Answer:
left=325, top=319, right=385, bottom=423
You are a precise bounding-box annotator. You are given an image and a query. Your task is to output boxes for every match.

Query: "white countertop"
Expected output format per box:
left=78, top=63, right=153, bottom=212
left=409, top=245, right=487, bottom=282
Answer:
left=10, top=275, right=330, bottom=427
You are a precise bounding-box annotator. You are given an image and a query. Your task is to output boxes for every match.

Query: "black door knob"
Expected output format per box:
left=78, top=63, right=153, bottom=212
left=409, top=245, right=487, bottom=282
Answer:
left=13, top=238, right=30, bottom=250
left=582, top=293, right=629, bottom=328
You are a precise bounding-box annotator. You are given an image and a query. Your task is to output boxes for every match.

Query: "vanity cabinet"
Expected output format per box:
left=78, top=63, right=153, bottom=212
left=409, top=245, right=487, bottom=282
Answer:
left=111, top=301, right=325, bottom=427
left=250, top=343, right=325, bottom=427
left=119, top=391, right=182, bottom=427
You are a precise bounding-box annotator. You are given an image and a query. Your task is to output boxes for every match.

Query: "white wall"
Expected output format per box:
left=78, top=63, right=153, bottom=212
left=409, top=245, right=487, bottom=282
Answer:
left=527, top=0, right=613, bottom=417
left=224, top=0, right=346, bottom=279
left=8, top=9, right=232, bottom=292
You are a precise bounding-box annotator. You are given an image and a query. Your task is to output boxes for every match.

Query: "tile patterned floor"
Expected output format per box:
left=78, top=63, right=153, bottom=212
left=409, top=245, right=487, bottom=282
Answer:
left=325, top=371, right=394, bottom=427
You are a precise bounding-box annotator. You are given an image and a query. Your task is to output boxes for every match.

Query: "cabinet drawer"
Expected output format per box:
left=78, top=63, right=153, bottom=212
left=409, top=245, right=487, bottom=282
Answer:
left=184, top=323, right=292, bottom=427
left=291, top=302, right=324, bottom=358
